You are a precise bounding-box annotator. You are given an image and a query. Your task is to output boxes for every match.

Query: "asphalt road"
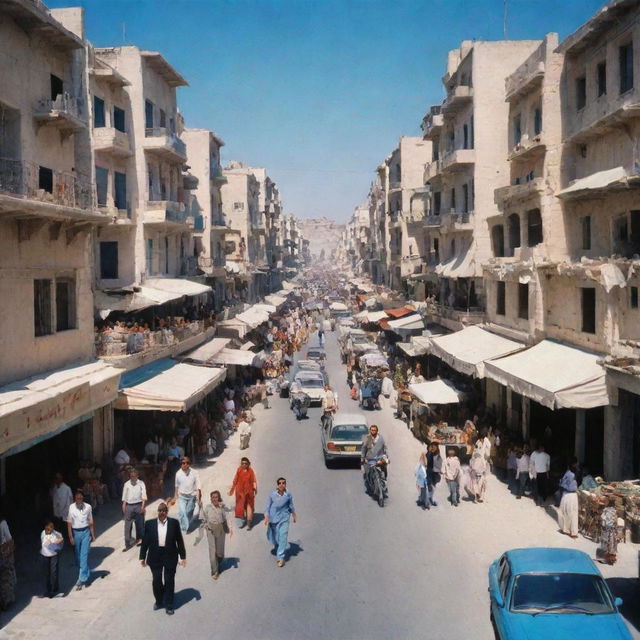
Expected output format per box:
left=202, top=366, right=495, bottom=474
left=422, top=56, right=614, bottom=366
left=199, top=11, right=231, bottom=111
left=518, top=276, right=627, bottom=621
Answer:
left=7, top=330, right=639, bottom=640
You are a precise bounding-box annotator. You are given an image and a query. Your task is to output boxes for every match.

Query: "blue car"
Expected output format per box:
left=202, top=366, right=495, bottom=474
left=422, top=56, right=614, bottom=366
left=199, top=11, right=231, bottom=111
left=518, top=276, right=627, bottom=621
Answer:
left=488, top=548, right=632, bottom=640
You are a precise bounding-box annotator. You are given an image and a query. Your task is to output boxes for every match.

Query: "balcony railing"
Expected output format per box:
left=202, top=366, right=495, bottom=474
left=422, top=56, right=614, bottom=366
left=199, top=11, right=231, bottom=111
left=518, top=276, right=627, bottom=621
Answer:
left=0, top=157, right=94, bottom=210
left=93, top=127, right=132, bottom=157
left=34, top=93, right=85, bottom=130
left=144, top=200, right=189, bottom=226
left=442, top=85, right=474, bottom=115
left=210, top=165, right=227, bottom=184
left=143, top=128, right=187, bottom=161
left=506, top=47, right=545, bottom=102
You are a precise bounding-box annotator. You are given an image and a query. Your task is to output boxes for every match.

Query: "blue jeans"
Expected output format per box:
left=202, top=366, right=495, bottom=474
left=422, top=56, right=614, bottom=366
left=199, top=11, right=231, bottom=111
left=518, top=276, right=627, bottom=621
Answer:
left=419, top=484, right=430, bottom=507
left=517, top=474, right=528, bottom=497
left=447, top=480, right=459, bottom=505
left=267, top=519, right=290, bottom=560
left=178, top=494, right=196, bottom=532
left=73, top=527, right=91, bottom=584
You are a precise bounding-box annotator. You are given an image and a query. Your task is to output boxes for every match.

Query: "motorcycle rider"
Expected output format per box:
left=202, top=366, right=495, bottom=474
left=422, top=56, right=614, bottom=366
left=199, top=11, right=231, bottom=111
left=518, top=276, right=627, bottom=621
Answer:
left=360, top=425, right=388, bottom=494
left=321, top=385, right=338, bottom=428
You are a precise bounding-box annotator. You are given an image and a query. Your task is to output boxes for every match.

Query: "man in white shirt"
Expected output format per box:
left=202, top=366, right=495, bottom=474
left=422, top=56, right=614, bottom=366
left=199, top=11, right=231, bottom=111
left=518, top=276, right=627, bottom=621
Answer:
left=529, top=444, right=551, bottom=506
left=379, top=373, right=394, bottom=410
left=66, top=490, right=95, bottom=590
left=144, top=437, right=160, bottom=463
left=238, top=414, right=251, bottom=450
left=50, top=473, right=73, bottom=536
left=114, top=448, right=130, bottom=466
left=122, top=468, right=148, bottom=551
left=173, top=457, right=202, bottom=533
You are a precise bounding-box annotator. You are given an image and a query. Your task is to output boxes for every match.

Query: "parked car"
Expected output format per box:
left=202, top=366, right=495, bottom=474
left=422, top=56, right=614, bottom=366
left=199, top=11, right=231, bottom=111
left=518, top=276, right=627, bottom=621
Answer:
left=306, top=347, right=326, bottom=363
left=292, top=361, right=328, bottom=384
left=289, top=370, right=325, bottom=406
left=488, top=548, right=632, bottom=640
left=321, top=412, right=368, bottom=466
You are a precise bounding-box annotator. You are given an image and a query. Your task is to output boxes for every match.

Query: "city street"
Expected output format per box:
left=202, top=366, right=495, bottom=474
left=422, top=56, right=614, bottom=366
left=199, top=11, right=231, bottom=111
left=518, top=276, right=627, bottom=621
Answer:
left=3, top=331, right=639, bottom=640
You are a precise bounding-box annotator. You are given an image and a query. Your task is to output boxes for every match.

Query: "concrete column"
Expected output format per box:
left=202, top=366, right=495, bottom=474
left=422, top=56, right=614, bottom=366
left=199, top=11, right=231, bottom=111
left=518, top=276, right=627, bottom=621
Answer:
left=574, top=409, right=586, bottom=463
left=603, top=405, right=622, bottom=481
left=522, top=397, right=530, bottom=441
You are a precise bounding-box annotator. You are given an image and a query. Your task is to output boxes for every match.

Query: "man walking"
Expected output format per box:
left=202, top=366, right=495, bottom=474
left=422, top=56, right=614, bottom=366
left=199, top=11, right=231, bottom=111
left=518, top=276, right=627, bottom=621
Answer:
left=238, top=413, right=251, bottom=450
left=140, top=503, right=186, bottom=615
left=50, top=473, right=73, bottom=538
left=173, top=457, right=201, bottom=533
left=529, top=444, right=551, bottom=506
left=66, top=490, right=95, bottom=590
left=264, top=478, right=297, bottom=568
left=122, top=468, right=147, bottom=551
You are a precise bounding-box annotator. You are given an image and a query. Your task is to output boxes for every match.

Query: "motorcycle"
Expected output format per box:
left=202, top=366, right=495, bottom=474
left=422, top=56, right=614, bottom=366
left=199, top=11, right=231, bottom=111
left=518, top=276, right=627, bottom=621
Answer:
left=359, top=377, right=381, bottom=410
left=364, top=456, right=388, bottom=507
left=291, top=392, right=310, bottom=420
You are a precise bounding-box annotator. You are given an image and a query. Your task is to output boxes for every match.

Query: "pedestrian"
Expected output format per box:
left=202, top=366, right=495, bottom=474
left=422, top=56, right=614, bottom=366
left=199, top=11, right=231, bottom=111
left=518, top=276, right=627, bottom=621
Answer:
left=50, top=472, right=73, bottom=538
left=443, top=448, right=461, bottom=507
left=379, top=372, right=394, bottom=410
left=506, top=448, right=517, bottom=492
left=469, top=450, right=487, bottom=503
left=598, top=498, right=618, bottom=564
left=558, top=461, right=579, bottom=539
left=0, top=512, right=15, bottom=610
left=139, top=503, right=186, bottom=615
left=264, top=478, right=297, bottom=568
left=173, top=457, right=202, bottom=534
left=66, top=489, right=95, bottom=591
left=122, top=468, right=147, bottom=551
left=238, top=413, right=251, bottom=450
left=474, top=428, right=492, bottom=469
left=229, top=457, right=257, bottom=530
left=200, top=491, right=232, bottom=580
left=415, top=452, right=430, bottom=510
left=258, top=379, right=270, bottom=409
left=515, top=448, right=530, bottom=500
left=318, top=325, right=324, bottom=347
left=426, top=442, right=442, bottom=506
left=40, top=519, right=63, bottom=598
left=529, top=444, right=550, bottom=505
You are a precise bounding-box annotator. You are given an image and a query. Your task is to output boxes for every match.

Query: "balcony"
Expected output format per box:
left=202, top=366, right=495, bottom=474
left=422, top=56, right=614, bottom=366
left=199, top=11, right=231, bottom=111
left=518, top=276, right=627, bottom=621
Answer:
left=505, top=50, right=545, bottom=103
left=34, top=93, right=85, bottom=132
left=508, top=135, right=546, bottom=162
left=98, top=203, right=132, bottom=224
left=0, top=157, right=104, bottom=223
left=494, top=177, right=545, bottom=209
left=424, top=160, right=442, bottom=183
left=442, top=209, right=473, bottom=230
left=442, top=86, right=473, bottom=116
left=424, top=214, right=442, bottom=228
left=182, top=173, right=199, bottom=190
left=143, top=128, right=187, bottom=163
left=210, top=166, right=228, bottom=185
left=441, top=148, right=475, bottom=173
left=566, top=100, right=640, bottom=144
left=93, top=127, right=132, bottom=157
left=425, top=302, right=485, bottom=330
left=143, top=201, right=191, bottom=228
left=422, top=106, right=444, bottom=140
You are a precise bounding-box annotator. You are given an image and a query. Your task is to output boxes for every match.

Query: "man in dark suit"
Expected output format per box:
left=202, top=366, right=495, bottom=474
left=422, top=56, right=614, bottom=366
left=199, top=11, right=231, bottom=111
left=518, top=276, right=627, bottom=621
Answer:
left=140, top=502, right=186, bottom=615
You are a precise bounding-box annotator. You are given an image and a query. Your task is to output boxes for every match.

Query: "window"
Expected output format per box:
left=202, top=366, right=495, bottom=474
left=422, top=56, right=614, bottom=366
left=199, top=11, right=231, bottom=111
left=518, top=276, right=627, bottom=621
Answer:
left=233, top=202, right=244, bottom=210
left=144, top=100, right=154, bottom=129
left=518, top=283, right=529, bottom=319
left=582, top=216, right=592, bottom=250
left=55, top=279, right=75, bottom=331
left=433, top=237, right=439, bottom=262
left=34, top=279, right=52, bottom=337
left=159, top=109, right=166, bottom=128
left=513, top=115, right=522, bottom=145
left=433, top=192, right=441, bottom=215
left=533, top=107, right=542, bottom=136
left=38, top=166, right=53, bottom=193
left=576, top=76, right=587, bottom=110
left=507, top=213, right=521, bottom=254
left=498, top=557, right=511, bottom=600
left=462, top=183, right=469, bottom=213
left=450, top=238, right=456, bottom=256
left=50, top=74, right=63, bottom=101
left=93, top=96, right=105, bottom=128
left=630, top=210, right=640, bottom=248
left=597, top=61, right=607, bottom=97
left=146, top=238, right=153, bottom=274
left=492, top=225, right=505, bottom=257
left=463, top=124, right=469, bottom=149
left=527, top=209, right=543, bottom=246
left=169, top=117, right=175, bottom=134
left=581, top=288, right=596, bottom=334
left=113, top=106, right=125, bottom=132
left=114, top=171, right=127, bottom=211
left=631, top=286, right=639, bottom=309
left=100, top=241, right=118, bottom=279
left=450, top=188, right=456, bottom=212
left=619, top=42, right=634, bottom=94
left=95, top=166, right=109, bottom=206
left=432, top=139, right=439, bottom=162
left=496, top=281, right=506, bottom=316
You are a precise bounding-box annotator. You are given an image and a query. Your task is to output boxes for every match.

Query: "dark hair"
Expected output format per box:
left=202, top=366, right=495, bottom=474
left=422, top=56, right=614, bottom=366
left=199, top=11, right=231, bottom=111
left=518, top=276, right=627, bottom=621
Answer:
left=74, top=489, right=85, bottom=498
left=241, top=457, right=250, bottom=464
left=277, top=477, right=287, bottom=485
left=210, top=490, right=222, bottom=500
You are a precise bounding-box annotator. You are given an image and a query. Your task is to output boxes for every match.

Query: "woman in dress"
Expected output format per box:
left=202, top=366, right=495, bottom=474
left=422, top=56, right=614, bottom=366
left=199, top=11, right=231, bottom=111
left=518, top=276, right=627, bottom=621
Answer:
left=0, top=513, right=15, bottom=610
left=228, top=457, right=257, bottom=530
left=599, top=498, right=618, bottom=564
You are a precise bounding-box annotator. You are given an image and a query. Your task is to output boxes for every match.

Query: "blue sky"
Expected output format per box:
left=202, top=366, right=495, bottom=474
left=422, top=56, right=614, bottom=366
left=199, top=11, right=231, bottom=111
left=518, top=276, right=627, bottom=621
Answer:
left=48, top=0, right=605, bottom=222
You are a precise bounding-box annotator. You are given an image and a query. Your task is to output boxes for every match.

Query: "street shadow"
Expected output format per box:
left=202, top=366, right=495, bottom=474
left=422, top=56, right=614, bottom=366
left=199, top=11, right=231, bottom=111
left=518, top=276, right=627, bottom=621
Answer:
left=222, top=556, right=239, bottom=571
left=606, top=578, right=640, bottom=632
left=287, top=541, right=303, bottom=560
left=251, top=512, right=265, bottom=526
left=174, top=588, right=202, bottom=610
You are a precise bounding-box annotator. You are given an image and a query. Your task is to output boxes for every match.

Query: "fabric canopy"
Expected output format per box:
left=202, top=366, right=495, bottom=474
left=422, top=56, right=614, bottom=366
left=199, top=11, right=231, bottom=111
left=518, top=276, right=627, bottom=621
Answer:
left=430, top=325, right=525, bottom=378
left=264, top=295, right=287, bottom=307
left=435, top=244, right=476, bottom=279
left=209, top=348, right=264, bottom=367
left=484, top=340, right=609, bottom=409
left=115, top=359, right=226, bottom=412
left=144, top=278, right=211, bottom=297
left=216, top=319, right=248, bottom=339
left=387, top=314, right=425, bottom=331
left=397, top=337, right=431, bottom=357
left=329, top=302, right=348, bottom=311
left=253, top=303, right=277, bottom=314
left=359, top=352, right=389, bottom=368
left=281, top=281, right=297, bottom=290
left=236, top=306, right=270, bottom=329
left=355, top=310, right=388, bottom=323
left=409, top=379, right=462, bottom=405
left=182, top=338, right=230, bottom=365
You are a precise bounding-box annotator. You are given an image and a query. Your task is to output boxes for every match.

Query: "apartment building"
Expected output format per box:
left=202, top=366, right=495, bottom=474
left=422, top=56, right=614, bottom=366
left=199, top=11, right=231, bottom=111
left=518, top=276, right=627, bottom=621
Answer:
left=422, top=39, right=540, bottom=330
left=0, top=2, right=121, bottom=506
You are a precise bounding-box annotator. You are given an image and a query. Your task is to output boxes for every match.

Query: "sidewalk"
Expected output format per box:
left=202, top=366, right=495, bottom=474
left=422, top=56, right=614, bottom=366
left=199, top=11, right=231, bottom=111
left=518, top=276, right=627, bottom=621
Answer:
left=0, top=412, right=262, bottom=638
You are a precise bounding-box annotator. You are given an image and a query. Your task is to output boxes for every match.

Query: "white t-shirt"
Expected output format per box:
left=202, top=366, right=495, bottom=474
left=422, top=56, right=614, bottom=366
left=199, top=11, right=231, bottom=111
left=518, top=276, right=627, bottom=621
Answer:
left=67, top=502, right=93, bottom=528
left=40, top=529, right=63, bottom=557
left=175, top=468, right=201, bottom=496
left=157, top=519, right=168, bottom=547
left=238, top=421, right=251, bottom=436
left=51, top=482, right=73, bottom=520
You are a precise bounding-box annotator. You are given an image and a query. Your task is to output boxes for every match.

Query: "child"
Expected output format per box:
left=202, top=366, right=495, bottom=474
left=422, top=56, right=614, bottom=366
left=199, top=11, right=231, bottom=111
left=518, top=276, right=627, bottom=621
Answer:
left=40, top=519, right=63, bottom=598
left=443, top=448, right=461, bottom=507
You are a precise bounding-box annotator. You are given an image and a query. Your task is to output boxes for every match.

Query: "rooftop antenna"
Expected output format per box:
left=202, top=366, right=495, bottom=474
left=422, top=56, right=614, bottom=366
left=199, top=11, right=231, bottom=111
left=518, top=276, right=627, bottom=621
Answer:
left=503, top=0, right=508, bottom=39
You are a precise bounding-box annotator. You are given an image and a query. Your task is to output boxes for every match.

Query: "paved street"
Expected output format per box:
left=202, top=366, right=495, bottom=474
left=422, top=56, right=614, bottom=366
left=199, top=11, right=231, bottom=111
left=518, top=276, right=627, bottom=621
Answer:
left=3, top=331, right=639, bottom=640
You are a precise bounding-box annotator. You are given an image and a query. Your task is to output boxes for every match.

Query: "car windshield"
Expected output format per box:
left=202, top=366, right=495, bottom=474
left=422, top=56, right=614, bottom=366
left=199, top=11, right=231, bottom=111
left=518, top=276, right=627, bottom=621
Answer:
left=298, top=377, right=324, bottom=388
left=308, top=351, right=323, bottom=358
left=331, top=424, right=368, bottom=441
left=511, top=573, right=615, bottom=615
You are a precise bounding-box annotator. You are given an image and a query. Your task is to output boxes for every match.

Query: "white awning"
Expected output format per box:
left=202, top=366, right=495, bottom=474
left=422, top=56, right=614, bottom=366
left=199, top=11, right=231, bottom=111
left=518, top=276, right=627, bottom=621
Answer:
left=387, top=314, right=425, bottom=331
left=435, top=244, right=476, bottom=279
left=556, top=166, right=629, bottom=200
left=430, top=325, right=525, bottom=378
left=484, top=340, right=609, bottom=409
left=281, top=280, right=297, bottom=290
left=329, top=302, right=348, bottom=311
left=236, top=306, right=270, bottom=329
left=115, top=360, right=226, bottom=412
left=144, top=278, right=211, bottom=297
left=210, top=348, right=264, bottom=367
left=182, top=338, right=231, bottom=365
left=359, top=352, right=389, bottom=368
left=408, top=379, right=462, bottom=405
left=397, top=336, right=432, bottom=357
left=355, top=310, right=388, bottom=323
left=216, top=319, right=248, bottom=339
left=364, top=297, right=377, bottom=308
left=264, top=295, right=287, bottom=307
left=0, top=361, right=122, bottom=456
left=275, top=289, right=291, bottom=297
